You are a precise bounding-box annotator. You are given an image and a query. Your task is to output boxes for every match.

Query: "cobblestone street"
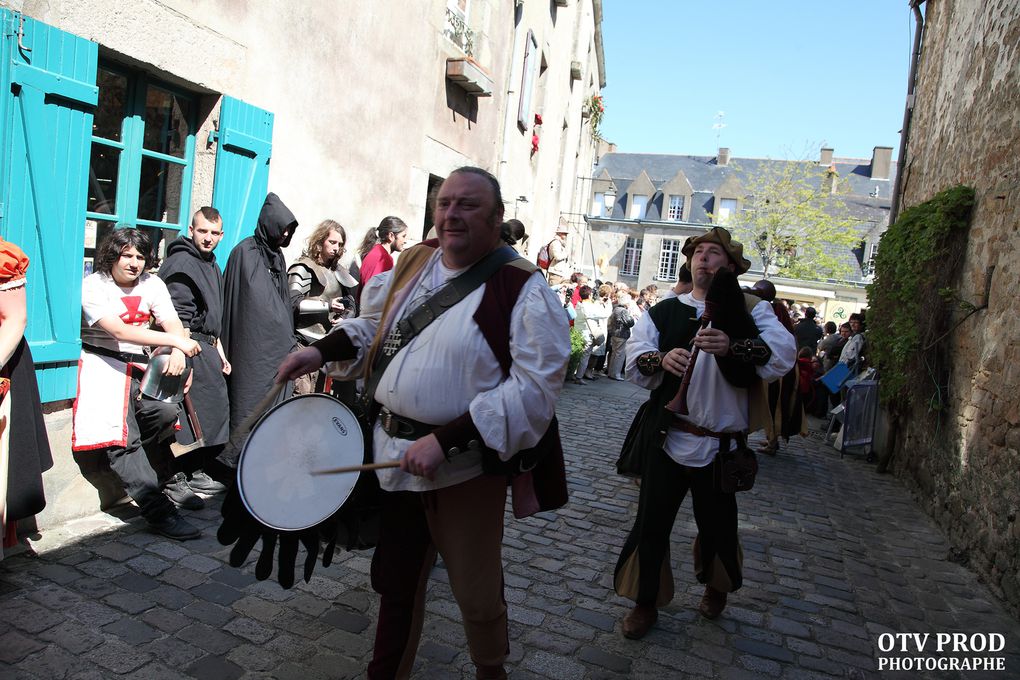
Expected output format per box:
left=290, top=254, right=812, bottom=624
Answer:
left=1, top=378, right=1018, bottom=679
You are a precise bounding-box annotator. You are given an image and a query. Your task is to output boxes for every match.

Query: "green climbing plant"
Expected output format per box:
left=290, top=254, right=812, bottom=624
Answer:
left=567, top=325, right=587, bottom=376
left=866, top=185, right=975, bottom=413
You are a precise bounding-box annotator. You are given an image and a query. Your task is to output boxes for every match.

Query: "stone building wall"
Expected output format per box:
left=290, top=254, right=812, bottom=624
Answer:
left=1, top=0, right=604, bottom=529
left=893, top=0, right=1020, bottom=613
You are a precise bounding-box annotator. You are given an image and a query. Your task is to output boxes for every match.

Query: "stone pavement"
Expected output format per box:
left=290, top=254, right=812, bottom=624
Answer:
left=1, top=377, right=1018, bottom=679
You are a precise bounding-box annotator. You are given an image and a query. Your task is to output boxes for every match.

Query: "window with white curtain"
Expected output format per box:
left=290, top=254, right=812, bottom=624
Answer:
left=629, top=194, right=648, bottom=219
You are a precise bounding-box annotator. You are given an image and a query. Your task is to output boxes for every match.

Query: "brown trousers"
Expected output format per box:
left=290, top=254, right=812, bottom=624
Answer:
left=368, top=473, right=509, bottom=679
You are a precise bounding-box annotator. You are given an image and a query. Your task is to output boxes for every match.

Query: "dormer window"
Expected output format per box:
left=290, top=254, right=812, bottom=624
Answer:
left=591, top=192, right=610, bottom=217
left=717, top=198, right=737, bottom=224
left=667, top=195, right=684, bottom=221
left=629, top=195, right=648, bottom=219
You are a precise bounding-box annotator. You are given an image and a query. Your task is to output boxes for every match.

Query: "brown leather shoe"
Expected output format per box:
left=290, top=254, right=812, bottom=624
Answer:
left=622, top=604, right=658, bottom=639
left=698, top=585, right=728, bottom=619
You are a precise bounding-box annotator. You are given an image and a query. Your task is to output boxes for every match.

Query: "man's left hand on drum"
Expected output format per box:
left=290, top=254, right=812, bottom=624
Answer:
left=276, top=346, right=324, bottom=383
left=401, top=434, right=445, bottom=480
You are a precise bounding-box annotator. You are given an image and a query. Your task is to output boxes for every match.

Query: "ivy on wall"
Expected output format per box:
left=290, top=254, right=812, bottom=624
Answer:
left=866, top=185, right=975, bottom=413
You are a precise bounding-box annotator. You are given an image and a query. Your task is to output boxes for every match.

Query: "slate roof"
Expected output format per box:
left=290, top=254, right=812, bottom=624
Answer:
left=595, top=153, right=896, bottom=201
left=592, top=151, right=895, bottom=283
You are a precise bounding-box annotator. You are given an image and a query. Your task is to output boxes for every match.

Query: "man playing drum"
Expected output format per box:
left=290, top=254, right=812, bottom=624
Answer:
left=277, top=167, right=570, bottom=680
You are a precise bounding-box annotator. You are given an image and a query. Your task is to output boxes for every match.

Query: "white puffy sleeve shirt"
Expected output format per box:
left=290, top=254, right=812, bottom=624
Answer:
left=624, top=292, right=795, bottom=467
left=325, top=250, right=569, bottom=492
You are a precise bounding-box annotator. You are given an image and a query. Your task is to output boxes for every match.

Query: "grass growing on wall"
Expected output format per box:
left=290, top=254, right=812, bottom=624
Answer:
left=866, top=185, right=975, bottom=413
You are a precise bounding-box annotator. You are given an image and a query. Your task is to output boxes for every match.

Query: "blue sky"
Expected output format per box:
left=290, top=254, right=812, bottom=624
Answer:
left=599, top=1, right=915, bottom=160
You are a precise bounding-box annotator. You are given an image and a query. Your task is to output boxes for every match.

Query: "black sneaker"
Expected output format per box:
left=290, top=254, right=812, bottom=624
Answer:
left=187, top=471, right=227, bottom=494
left=164, top=472, right=205, bottom=510
left=148, top=512, right=201, bottom=541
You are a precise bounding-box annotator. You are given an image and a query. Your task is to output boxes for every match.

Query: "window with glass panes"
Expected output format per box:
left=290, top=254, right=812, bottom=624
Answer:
left=85, top=63, right=197, bottom=275
left=866, top=242, right=879, bottom=276
left=657, top=239, right=681, bottom=281
left=621, top=237, right=642, bottom=276
left=667, top=195, right=684, bottom=221
left=717, top=197, right=738, bottom=224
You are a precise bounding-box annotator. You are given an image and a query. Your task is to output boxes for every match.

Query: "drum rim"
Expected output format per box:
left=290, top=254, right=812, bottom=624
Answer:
left=237, top=393, right=364, bottom=531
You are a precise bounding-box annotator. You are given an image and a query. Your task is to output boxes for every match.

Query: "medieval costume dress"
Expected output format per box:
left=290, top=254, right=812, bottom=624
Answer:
left=0, top=241, right=52, bottom=556
left=158, top=236, right=229, bottom=448
left=220, top=193, right=298, bottom=466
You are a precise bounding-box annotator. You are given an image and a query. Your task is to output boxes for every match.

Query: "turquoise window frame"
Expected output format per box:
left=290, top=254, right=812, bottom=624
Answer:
left=84, top=62, right=196, bottom=235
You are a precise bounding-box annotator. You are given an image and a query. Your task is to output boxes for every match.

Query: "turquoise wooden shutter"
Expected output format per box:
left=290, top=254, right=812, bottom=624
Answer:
left=212, top=96, right=273, bottom=262
left=0, top=11, right=98, bottom=402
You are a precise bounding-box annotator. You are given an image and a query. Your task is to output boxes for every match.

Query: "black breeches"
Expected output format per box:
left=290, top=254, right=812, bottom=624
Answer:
left=617, top=446, right=741, bottom=605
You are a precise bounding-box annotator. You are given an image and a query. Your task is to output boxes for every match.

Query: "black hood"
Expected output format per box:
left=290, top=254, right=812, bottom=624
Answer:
left=252, top=192, right=297, bottom=302
left=255, top=192, right=298, bottom=251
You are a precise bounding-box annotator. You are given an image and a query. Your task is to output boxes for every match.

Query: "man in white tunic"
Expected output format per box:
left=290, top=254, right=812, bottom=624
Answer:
left=613, top=227, right=795, bottom=639
left=277, top=167, right=569, bottom=679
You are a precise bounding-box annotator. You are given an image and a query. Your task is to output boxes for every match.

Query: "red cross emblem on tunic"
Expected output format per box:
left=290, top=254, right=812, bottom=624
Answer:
left=119, top=296, right=150, bottom=326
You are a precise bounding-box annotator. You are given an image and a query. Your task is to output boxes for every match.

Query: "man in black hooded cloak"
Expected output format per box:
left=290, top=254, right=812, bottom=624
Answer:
left=220, top=193, right=298, bottom=467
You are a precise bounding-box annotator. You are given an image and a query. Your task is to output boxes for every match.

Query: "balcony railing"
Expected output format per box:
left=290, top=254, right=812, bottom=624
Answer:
left=443, top=8, right=475, bottom=57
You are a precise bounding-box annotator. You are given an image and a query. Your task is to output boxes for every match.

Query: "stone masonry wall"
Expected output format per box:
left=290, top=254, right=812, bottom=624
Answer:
left=893, top=0, right=1020, bottom=614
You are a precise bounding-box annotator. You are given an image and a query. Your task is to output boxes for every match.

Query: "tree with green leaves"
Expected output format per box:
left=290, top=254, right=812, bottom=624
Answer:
left=723, top=160, right=864, bottom=280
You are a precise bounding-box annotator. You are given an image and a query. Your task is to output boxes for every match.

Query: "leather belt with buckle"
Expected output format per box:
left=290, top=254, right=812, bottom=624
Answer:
left=189, top=331, right=217, bottom=346
left=379, top=407, right=437, bottom=441
left=670, top=417, right=740, bottom=439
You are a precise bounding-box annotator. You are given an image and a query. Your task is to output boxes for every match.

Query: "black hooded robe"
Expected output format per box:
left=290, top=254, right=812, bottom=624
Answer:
left=220, top=193, right=298, bottom=467
left=158, top=236, right=229, bottom=447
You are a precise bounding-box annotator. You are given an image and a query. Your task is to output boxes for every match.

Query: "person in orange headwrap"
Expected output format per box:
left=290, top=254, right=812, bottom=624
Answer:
left=0, top=239, right=52, bottom=556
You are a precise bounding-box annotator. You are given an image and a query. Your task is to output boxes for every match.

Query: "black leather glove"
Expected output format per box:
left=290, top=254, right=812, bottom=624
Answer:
left=217, top=483, right=328, bottom=589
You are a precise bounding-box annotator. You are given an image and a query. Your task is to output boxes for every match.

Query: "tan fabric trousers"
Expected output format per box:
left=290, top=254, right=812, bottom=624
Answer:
left=369, top=473, right=509, bottom=679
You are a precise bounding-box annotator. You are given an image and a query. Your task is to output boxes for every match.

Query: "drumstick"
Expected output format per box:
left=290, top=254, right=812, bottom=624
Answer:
left=311, top=461, right=401, bottom=475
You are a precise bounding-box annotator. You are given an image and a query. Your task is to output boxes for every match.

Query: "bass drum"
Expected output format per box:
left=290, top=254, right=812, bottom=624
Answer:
left=237, top=394, right=365, bottom=531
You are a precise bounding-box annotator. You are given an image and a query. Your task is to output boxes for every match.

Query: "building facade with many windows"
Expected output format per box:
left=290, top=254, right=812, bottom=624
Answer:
left=583, top=146, right=894, bottom=324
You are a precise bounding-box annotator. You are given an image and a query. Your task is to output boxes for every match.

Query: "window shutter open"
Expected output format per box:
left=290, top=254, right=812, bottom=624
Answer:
left=211, top=96, right=274, bottom=263
left=0, top=11, right=98, bottom=401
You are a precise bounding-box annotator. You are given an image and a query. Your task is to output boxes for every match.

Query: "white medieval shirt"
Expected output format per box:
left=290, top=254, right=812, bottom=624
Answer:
left=326, top=248, right=569, bottom=492
left=625, top=290, right=795, bottom=467
left=72, top=272, right=180, bottom=450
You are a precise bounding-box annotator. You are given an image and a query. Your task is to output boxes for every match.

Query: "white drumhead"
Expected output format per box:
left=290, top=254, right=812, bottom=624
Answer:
left=238, top=394, right=365, bottom=531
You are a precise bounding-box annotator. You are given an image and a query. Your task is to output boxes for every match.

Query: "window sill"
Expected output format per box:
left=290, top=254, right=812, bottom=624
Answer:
left=446, top=57, right=493, bottom=97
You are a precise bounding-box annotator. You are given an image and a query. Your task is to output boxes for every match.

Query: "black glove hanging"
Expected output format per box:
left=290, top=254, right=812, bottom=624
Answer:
left=217, top=483, right=328, bottom=588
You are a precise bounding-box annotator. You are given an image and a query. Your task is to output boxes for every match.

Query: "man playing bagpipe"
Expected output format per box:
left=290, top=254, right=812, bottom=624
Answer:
left=614, top=227, right=795, bottom=639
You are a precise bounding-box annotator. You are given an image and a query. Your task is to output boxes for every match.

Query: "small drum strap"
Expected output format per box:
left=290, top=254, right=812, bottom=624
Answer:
left=363, top=246, right=521, bottom=405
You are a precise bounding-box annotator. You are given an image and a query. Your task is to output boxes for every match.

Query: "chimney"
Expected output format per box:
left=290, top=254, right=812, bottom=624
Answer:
left=819, top=147, right=834, bottom=166
left=871, top=146, right=893, bottom=180
left=717, top=147, right=730, bottom=166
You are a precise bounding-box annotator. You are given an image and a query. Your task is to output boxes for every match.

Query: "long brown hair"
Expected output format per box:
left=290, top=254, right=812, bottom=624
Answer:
left=357, top=216, right=408, bottom=258
left=304, top=219, right=347, bottom=263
